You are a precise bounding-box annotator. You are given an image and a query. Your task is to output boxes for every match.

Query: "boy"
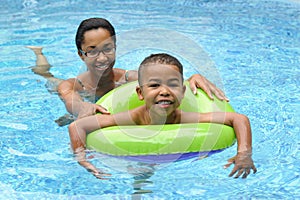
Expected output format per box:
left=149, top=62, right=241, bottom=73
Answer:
left=69, top=53, right=257, bottom=179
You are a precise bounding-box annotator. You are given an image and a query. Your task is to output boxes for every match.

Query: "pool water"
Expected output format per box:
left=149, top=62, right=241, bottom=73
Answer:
left=0, top=0, right=299, bottom=199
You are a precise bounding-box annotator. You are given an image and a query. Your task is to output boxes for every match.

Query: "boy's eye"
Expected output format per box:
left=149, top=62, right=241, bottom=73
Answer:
left=149, top=83, right=160, bottom=88
left=168, top=83, right=179, bottom=87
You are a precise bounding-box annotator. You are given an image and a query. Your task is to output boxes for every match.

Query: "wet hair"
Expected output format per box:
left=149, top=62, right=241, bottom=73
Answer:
left=75, top=17, right=116, bottom=51
left=138, top=53, right=184, bottom=85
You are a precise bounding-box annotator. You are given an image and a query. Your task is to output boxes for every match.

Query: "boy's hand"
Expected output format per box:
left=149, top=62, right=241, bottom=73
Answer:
left=79, top=160, right=111, bottom=180
left=224, top=152, right=257, bottom=178
left=88, top=168, right=111, bottom=180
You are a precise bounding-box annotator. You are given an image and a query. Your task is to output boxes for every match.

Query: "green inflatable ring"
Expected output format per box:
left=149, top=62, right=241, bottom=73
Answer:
left=87, top=81, right=236, bottom=162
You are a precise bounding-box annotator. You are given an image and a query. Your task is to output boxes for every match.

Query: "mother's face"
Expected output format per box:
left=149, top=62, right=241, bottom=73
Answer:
left=78, top=28, right=116, bottom=77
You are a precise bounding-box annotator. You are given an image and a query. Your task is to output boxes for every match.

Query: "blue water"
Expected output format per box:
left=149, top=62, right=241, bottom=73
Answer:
left=0, top=0, right=299, bottom=199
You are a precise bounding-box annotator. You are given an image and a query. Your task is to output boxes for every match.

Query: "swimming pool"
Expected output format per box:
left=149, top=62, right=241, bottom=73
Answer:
left=0, top=0, right=299, bottom=199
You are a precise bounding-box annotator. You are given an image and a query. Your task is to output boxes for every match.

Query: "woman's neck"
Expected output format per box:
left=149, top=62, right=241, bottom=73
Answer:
left=87, top=70, right=115, bottom=90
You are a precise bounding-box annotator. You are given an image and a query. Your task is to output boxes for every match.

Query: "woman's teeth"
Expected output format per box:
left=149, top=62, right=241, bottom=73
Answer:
left=95, top=65, right=107, bottom=69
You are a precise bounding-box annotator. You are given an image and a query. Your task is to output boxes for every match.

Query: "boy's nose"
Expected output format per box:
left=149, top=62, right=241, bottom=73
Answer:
left=159, top=85, right=170, bottom=96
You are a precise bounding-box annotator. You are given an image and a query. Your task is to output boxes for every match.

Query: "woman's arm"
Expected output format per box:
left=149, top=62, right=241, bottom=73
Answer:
left=187, top=74, right=229, bottom=101
left=58, top=79, right=109, bottom=118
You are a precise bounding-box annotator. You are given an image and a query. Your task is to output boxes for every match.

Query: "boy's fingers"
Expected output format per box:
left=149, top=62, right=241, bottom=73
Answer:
left=94, top=172, right=111, bottom=180
left=242, top=169, right=251, bottom=179
left=234, top=169, right=245, bottom=178
left=252, top=166, right=257, bottom=174
left=228, top=167, right=238, bottom=177
left=223, top=158, right=234, bottom=169
left=223, top=162, right=231, bottom=169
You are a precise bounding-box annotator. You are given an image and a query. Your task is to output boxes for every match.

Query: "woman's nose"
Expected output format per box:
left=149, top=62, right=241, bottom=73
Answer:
left=96, top=52, right=107, bottom=61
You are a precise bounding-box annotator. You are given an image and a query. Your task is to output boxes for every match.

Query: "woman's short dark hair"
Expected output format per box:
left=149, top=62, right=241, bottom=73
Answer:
left=75, top=17, right=116, bottom=51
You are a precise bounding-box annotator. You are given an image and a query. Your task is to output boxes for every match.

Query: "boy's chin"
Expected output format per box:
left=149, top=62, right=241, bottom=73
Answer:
left=153, top=110, right=175, bottom=119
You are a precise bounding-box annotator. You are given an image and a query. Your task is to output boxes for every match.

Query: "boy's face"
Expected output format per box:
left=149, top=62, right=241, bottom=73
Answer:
left=136, top=64, right=186, bottom=116
left=79, top=28, right=116, bottom=78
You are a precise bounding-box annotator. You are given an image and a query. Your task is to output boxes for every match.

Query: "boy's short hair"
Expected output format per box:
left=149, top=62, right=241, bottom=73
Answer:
left=138, top=53, right=184, bottom=85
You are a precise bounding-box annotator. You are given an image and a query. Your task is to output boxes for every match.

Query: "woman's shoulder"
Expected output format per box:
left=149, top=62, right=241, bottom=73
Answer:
left=113, top=68, right=126, bottom=75
left=113, top=68, right=126, bottom=82
left=113, top=68, right=138, bottom=82
left=58, top=72, right=88, bottom=91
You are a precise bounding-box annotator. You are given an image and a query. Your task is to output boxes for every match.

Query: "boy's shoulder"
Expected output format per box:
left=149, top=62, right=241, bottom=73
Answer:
left=128, top=105, right=147, bottom=125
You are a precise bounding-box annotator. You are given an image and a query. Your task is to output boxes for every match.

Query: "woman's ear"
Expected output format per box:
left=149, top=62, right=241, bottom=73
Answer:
left=78, top=50, right=84, bottom=61
left=136, top=86, right=144, bottom=100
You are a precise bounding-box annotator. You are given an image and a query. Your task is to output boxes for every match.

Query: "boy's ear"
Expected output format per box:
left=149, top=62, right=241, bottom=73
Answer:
left=182, top=85, right=186, bottom=95
left=136, top=86, right=144, bottom=100
left=78, top=50, right=84, bottom=61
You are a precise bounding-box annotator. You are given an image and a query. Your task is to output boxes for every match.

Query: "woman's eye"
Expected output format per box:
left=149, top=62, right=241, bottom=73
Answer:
left=88, top=49, right=99, bottom=55
left=103, top=47, right=113, bottom=53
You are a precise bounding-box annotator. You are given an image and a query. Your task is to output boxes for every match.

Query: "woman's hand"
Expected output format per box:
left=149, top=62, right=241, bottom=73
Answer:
left=77, top=102, right=110, bottom=119
left=187, top=74, right=229, bottom=101
left=224, top=152, right=257, bottom=178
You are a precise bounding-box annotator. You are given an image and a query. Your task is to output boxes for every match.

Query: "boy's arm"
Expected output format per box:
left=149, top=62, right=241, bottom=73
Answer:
left=185, top=112, right=256, bottom=178
left=68, top=110, right=136, bottom=179
left=221, top=113, right=257, bottom=178
left=68, top=114, right=117, bottom=179
left=58, top=79, right=109, bottom=118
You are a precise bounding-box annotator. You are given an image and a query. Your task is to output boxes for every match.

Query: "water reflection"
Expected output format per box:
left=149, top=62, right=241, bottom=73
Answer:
left=128, top=163, right=155, bottom=197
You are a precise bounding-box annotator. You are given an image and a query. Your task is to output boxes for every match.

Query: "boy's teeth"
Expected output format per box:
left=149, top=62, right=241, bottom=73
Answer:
left=157, top=101, right=171, bottom=105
